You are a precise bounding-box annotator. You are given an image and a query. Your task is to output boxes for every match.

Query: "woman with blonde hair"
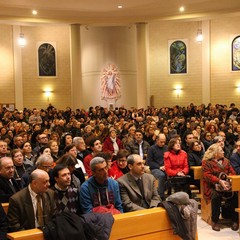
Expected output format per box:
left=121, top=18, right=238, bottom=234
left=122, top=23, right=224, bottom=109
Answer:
left=202, top=143, right=238, bottom=231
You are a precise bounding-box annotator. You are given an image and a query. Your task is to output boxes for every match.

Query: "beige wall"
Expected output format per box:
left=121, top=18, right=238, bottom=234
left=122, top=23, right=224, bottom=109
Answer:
left=21, top=25, right=71, bottom=109
left=211, top=17, right=240, bottom=106
left=148, top=21, right=203, bottom=108
left=0, top=25, right=14, bottom=105
left=1, top=16, right=240, bottom=110
left=80, top=26, right=137, bottom=109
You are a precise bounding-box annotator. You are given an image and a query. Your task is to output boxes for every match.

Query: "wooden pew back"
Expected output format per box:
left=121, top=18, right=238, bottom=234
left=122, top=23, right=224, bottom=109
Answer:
left=7, top=207, right=192, bottom=240
left=191, top=166, right=212, bottom=224
left=2, top=202, right=9, bottom=214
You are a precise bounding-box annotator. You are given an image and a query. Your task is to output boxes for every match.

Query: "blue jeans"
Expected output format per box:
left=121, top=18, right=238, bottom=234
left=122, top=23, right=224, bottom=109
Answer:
left=151, top=169, right=167, bottom=198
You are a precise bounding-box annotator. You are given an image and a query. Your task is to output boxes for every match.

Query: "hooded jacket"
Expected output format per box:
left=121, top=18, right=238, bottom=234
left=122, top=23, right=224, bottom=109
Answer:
left=79, top=176, right=123, bottom=213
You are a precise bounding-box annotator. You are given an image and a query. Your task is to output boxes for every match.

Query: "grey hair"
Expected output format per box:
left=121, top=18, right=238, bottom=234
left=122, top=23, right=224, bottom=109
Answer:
left=127, top=154, right=136, bottom=165
left=73, top=137, right=84, bottom=145
left=90, top=157, right=105, bottom=172
left=213, top=136, right=223, bottom=143
left=35, top=154, right=53, bottom=167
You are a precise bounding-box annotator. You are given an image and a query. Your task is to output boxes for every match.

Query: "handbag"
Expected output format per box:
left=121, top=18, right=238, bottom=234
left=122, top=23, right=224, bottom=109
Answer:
left=215, top=172, right=233, bottom=200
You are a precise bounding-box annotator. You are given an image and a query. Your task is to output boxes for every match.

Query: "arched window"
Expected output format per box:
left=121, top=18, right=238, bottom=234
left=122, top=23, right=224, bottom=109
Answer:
left=170, top=40, right=187, bottom=74
left=38, top=43, right=56, bottom=76
left=232, top=36, right=240, bottom=71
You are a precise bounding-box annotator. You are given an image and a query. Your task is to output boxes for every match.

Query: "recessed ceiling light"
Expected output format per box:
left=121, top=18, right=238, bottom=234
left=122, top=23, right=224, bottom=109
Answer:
left=32, top=10, right=38, bottom=15
left=118, top=5, right=123, bottom=9
left=179, top=6, right=185, bottom=12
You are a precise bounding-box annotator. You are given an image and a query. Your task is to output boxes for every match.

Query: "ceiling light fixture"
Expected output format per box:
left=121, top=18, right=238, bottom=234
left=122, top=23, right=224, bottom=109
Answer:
left=118, top=5, right=123, bottom=9
left=179, top=6, right=185, bottom=12
left=32, top=10, right=38, bottom=15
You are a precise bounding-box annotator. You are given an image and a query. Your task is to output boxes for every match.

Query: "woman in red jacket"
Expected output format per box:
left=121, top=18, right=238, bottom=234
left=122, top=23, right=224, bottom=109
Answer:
left=103, top=129, right=123, bottom=156
left=164, top=137, right=190, bottom=196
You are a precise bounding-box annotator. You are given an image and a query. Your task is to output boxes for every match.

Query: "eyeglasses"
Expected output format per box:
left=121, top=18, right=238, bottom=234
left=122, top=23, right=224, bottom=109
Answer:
left=118, top=160, right=127, bottom=163
left=39, top=136, right=48, bottom=140
left=41, top=165, right=52, bottom=169
left=3, top=166, right=14, bottom=171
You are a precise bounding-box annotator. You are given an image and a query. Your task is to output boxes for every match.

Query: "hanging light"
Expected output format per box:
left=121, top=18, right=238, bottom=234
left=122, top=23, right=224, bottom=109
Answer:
left=18, top=30, right=26, bottom=47
left=196, top=21, right=203, bottom=42
left=196, top=29, right=203, bottom=42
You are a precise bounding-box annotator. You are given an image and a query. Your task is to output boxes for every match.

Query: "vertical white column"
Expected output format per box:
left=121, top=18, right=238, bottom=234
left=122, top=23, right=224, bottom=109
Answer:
left=202, top=20, right=211, bottom=104
left=70, top=24, right=82, bottom=109
left=13, top=26, right=24, bottom=110
left=136, top=23, right=148, bottom=109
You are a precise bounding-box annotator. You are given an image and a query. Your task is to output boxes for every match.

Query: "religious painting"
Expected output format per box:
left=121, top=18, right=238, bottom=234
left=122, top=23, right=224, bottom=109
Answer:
left=38, top=42, right=56, bottom=77
left=232, top=36, right=240, bottom=71
left=169, top=40, right=187, bottom=74
left=101, top=63, right=121, bottom=101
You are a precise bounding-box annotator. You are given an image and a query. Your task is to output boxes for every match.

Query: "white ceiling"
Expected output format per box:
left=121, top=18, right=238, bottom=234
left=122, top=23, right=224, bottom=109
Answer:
left=0, top=0, right=240, bottom=26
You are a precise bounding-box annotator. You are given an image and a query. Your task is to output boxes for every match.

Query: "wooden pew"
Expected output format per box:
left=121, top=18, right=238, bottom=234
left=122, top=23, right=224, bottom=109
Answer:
left=190, top=166, right=212, bottom=224
left=2, top=202, right=9, bottom=214
left=228, top=175, right=240, bottom=220
left=7, top=207, right=198, bottom=240
left=191, top=167, right=240, bottom=225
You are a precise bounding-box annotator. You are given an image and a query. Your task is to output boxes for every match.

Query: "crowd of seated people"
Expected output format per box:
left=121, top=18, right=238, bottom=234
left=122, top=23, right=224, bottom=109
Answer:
left=0, top=102, right=240, bottom=236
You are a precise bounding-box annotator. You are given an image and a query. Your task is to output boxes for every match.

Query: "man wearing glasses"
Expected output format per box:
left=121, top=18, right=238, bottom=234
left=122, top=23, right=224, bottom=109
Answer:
left=33, top=133, right=49, bottom=156
left=0, top=157, right=22, bottom=202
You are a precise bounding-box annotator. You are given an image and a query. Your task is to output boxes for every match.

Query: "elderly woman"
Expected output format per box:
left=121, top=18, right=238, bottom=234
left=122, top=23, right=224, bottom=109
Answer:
left=164, top=137, right=190, bottom=196
left=103, top=128, right=123, bottom=156
left=202, top=143, right=238, bottom=231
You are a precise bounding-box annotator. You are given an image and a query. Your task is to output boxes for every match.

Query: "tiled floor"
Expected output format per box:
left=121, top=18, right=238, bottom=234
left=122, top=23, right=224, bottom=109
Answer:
left=197, top=214, right=239, bottom=240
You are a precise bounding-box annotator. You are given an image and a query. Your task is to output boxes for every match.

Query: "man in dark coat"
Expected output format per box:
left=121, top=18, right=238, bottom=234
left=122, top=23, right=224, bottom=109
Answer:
left=0, top=157, right=21, bottom=203
left=7, top=169, right=56, bottom=232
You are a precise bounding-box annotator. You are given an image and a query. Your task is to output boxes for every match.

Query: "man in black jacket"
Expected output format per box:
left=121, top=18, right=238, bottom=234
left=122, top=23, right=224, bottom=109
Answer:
left=0, top=157, right=21, bottom=203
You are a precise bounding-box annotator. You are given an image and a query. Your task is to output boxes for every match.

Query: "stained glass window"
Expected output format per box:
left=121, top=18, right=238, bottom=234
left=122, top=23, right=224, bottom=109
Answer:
left=170, top=40, right=187, bottom=74
left=232, top=36, right=240, bottom=71
left=38, top=43, right=56, bottom=76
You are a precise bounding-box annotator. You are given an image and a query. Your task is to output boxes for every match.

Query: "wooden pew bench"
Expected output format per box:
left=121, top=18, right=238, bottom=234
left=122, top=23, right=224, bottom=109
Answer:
left=7, top=207, right=198, bottom=240
left=228, top=175, right=240, bottom=223
left=2, top=202, right=9, bottom=214
left=190, top=166, right=212, bottom=224
left=191, top=167, right=240, bottom=225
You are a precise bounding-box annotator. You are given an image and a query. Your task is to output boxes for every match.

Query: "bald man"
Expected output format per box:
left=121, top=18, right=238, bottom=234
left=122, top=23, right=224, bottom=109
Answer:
left=7, top=169, right=56, bottom=232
